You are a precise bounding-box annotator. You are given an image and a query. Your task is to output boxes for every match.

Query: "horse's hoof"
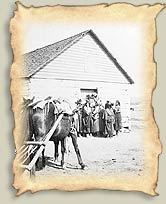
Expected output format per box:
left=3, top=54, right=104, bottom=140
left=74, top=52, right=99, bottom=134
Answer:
left=48, top=158, right=56, bottom=165
left=61, top=162, right=67, bottom=169
left=81, top=164, right=87, bottom=170
left=61, top=164, right=67, bottom=169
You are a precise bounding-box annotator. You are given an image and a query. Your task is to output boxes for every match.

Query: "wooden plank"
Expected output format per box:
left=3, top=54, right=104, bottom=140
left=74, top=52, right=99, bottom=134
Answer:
left=24, top=141, right=45, bottom=145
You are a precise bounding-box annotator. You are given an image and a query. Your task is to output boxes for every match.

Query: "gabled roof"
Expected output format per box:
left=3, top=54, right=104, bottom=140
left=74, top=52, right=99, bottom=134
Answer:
left=22, top=30, right=134, bottom=84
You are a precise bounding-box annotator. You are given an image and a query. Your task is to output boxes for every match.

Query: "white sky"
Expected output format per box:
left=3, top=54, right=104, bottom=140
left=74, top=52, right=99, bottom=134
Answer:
left=23, top=22, right=144, bottom=96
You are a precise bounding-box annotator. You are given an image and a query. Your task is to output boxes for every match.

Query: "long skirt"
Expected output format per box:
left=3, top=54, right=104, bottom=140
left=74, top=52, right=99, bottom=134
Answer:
left=99, top=110, right=105, bottom=134
left=114, top=112, right=122, bottom=131
left=82, top=116, right=91, bottom=133
left=105, top=120, right=114, bottom=137
left=92, top=118, right=100, bottom=133
left=78, top=113, right=83, bottom=133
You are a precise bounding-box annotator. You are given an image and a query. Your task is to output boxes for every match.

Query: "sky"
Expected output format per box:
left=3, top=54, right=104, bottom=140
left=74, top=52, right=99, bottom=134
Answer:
left=23, top=22, right=144, bottom=96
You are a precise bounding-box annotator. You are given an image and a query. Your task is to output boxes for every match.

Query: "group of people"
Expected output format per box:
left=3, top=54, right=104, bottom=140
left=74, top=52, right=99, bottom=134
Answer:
left=73, top=94, right=122, bottom=138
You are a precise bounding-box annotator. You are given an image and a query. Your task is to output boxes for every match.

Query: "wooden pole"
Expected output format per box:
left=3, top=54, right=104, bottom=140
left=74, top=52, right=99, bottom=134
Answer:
left=24, top=141, right=45, bottom=145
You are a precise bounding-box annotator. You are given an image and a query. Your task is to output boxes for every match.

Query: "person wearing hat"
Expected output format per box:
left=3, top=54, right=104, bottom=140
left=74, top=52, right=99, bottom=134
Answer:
left=105, top=101, right=110, bottom=109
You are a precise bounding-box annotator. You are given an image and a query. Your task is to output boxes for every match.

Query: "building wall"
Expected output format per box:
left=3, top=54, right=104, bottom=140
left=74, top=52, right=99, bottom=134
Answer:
left=24, top=78, right=131, bottom=128
left=32, top=34, right=129, bottom=84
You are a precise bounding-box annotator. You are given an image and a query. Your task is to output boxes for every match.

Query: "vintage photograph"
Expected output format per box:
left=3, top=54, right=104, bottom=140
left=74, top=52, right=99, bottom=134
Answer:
left=10, top=3, right=162, bottom=195
left=20, top=28, right=143, bottom=175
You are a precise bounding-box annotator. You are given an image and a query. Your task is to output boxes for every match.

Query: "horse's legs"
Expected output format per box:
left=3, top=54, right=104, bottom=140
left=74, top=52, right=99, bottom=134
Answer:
left=53, top=139, right=59, bottom=162
left=60, top=138, right=66, bottom=168
left=42, top=149, right=45, bottom=167
left=33, top=114, right=46, bottom=170
left=71, top=133, right=85, bottom=169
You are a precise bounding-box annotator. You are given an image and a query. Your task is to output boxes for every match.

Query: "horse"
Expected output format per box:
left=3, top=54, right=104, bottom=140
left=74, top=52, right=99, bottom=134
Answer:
left=22, top=97, right=86, bottom=171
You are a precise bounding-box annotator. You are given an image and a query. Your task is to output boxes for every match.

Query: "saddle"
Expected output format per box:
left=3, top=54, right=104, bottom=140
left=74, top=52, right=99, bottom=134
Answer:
left=25, top=96, right=75, bottom=119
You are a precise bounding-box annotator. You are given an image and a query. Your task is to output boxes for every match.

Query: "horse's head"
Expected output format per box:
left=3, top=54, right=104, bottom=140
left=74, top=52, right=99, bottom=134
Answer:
left=22, top=96, right=35, bottom=109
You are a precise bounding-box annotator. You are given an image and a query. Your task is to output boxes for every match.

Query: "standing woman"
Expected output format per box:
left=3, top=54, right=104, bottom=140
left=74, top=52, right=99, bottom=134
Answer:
left=114, top=100, right=122, bottom=135
left=81, top=96, right=91, bottom=137
left=98, top=101, right=105, bottom=137
left=91, top=102, right=100, bottom=137
left=105, top=102, right=115, bottom=137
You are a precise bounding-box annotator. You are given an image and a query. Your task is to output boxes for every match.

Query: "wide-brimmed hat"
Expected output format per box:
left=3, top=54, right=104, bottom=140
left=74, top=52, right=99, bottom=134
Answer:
left=75, top=99, right=82, bottom=105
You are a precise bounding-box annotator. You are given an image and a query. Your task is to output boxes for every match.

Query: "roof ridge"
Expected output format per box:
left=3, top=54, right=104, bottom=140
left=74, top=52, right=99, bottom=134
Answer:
left=88, top=30, right=134, bottom=84
left=23, top=29, right=90, bottom=56
left=22, top=29, right=134, bottom=84
left=23, top=30, right=90, bottom=77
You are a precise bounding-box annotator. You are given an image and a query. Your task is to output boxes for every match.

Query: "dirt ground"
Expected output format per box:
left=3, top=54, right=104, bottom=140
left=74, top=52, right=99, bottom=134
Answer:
left=36, top=129, right=144, bottom=177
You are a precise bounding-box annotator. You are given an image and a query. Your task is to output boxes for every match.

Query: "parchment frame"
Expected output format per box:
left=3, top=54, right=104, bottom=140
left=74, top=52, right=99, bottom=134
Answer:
left=10, top=2, right=165, bottom=196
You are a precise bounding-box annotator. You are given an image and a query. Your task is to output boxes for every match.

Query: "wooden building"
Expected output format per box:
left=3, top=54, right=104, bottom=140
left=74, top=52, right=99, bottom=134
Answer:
left=22, top=30, right=134, bottom=128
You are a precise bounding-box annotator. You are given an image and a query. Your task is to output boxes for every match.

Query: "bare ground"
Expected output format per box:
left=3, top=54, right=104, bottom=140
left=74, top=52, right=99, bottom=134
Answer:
left=36, top=129, right=144, bottom=177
